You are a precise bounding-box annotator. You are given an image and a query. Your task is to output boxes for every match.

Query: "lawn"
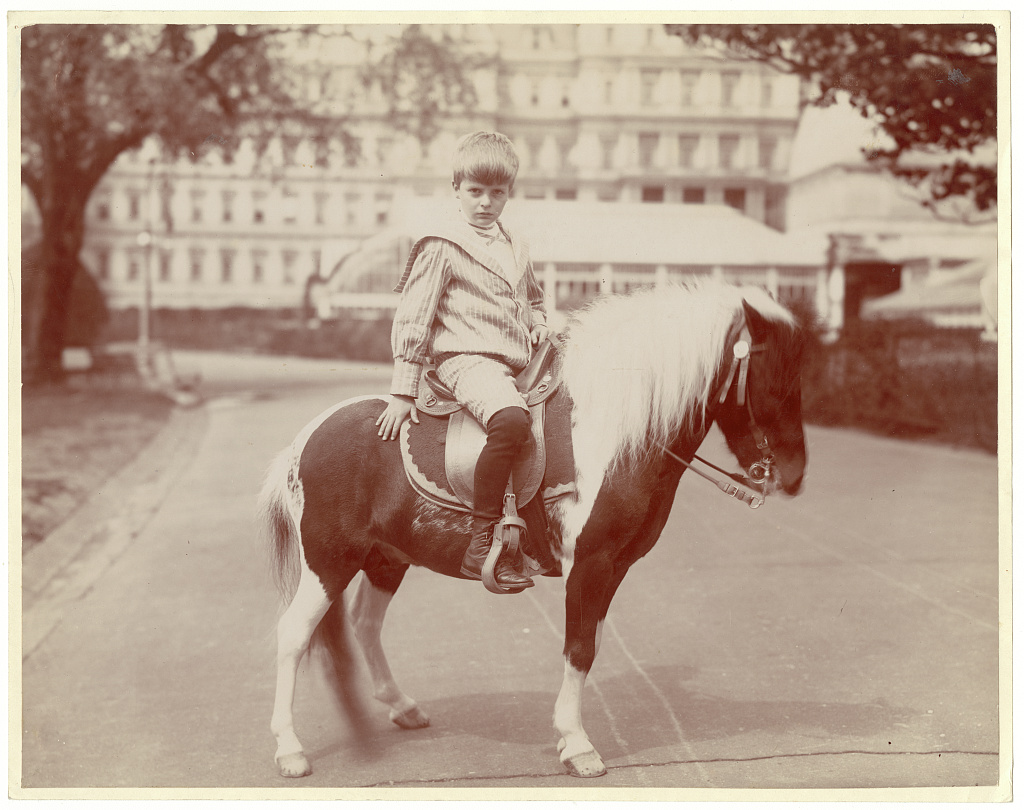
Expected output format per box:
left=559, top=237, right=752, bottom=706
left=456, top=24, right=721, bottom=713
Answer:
left=19, top=384, right=174, bottom=551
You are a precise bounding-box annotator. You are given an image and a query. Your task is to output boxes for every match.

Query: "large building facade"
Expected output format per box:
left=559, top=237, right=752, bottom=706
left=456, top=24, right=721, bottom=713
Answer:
left=22, top=23, right=805, bottom=313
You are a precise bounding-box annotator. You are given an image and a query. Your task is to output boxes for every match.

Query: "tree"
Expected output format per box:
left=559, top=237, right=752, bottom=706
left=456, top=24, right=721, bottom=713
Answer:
left=666, top=24, right=997, bottom=220
left=19, top=23, right=478, bottom=384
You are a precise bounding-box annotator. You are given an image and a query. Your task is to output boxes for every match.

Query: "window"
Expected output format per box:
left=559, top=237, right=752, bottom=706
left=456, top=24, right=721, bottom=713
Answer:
left=281, top=136, right=300, bottom=166
left=604, top=79, right=614, bottom=105
left=345, top=192, right=359, bottom=227
left=558, top=140, right=574, bottom=171
left=641, top=186, right=664, bottom=203
left=600, top=134, right=617, bottom=170
left=283, top=187, right=299, bottom=224
left=96, top=197, right=111, bottom=222
left=189, top=251, right=204, bottom=282
left=555, top=188, right=577, bottom=200
left=314, top=191, right=329, bottom=225
left=760, top=77, right=773, bottom=107
left=724, top=188, right=746, bottom=211
left=683, top=187, right=705, bottom=204
left=530, top=80, right=540, bottom=107
left=375, top=137, right=392, bottom=167
left=638, top=132, right=659, bottom=169
left=159, top=186, right=173, bottom=230
left=719, top=134, right=740, bottom=170
left=158, top=251, right=172, bottom=282
left=678, top=134, right=699, bottom=168
left=312, top=136, right=330, bottom=169
left=190, top=190, right=205, bottom=223
left=640, top=70, right=659, bottom=106
left=282, top=250, right=297, bottom=284
left=220, top=250, right=234, bottom=283
left=128, top=191, right=141, bottom=221
left=721, top=70, right=741, bottom=107
left=252, top=192, right=266, bottom=224
left=252, top=252, right=265, bottom=283
left=221, top=190, right=235, bottom=223
left=526, top=136, right=543, bottom=169
left=597, top=186, right=620, bottom=202
left=680, top=70, right=699, bottom=106
left=311, top=250, right=322, bottom=277
left=127, top=256, right=140, bottom=281
left=758, top=137, right=778, bottom=170
left=95, top=248, right=110, bottom=280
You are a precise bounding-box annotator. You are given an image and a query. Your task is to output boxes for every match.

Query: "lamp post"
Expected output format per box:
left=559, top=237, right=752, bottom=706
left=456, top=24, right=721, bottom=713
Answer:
left=136, top=228, right=153, bottom=362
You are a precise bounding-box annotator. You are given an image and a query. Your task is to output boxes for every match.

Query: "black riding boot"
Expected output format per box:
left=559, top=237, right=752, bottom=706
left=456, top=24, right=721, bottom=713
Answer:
left=459, top=407, right=533, bottom=590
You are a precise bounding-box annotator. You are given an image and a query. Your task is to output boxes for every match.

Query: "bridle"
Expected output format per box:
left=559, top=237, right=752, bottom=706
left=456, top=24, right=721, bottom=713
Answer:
left=661, top=318, right=777, bottom=509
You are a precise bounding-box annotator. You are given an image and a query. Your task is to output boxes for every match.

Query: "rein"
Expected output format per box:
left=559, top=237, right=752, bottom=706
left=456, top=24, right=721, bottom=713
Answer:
left=662, top=319, right=776, bottom=510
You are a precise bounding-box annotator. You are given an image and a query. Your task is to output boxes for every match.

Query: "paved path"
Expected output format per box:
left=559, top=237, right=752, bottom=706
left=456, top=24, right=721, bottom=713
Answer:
left=16, top=351, right=1006, bottom=798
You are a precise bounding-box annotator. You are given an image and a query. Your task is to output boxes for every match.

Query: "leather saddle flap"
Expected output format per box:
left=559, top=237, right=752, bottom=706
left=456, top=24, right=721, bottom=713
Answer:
left=400, top=386, right=576, bottom=513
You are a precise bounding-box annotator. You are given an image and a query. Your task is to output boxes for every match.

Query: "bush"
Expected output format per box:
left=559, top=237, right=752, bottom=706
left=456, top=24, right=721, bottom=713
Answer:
left=99, top=307, right=394, bottom=362
left=801, top=319, right=997, bottom=453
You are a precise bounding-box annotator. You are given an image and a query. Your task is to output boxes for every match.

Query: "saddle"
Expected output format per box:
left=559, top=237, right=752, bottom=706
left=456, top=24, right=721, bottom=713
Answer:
left=398, top=338, right=576, bottom=591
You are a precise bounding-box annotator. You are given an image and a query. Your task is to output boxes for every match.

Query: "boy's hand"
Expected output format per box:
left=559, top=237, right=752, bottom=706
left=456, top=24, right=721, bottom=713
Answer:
left=376, top=395, right=419, bottom=440
left=530, top=323, right=550, bottom=346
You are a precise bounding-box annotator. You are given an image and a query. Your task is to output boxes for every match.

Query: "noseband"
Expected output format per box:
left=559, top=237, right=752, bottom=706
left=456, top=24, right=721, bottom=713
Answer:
left=662, top=319, right=776, bottom=509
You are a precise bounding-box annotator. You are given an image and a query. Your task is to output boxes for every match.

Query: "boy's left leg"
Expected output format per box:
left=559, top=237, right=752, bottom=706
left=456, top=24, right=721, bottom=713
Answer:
left=436, top=355, right=534, bottom=590
left=461, top=406, right=533, bottom=588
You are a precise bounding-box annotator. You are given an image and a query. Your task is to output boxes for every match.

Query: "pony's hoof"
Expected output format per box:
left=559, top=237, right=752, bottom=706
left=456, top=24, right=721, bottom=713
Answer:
left=563, top=750, right=607, bottom=778
left=390, top=705, right=430, bottom=730
left=557, top=738, right=607, bottom=778
left=277, top=752, right=312, bottom=778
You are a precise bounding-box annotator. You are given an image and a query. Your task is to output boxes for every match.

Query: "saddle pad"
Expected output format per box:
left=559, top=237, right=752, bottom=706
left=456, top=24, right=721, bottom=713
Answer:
left=400, top=386, right=576, bottom=513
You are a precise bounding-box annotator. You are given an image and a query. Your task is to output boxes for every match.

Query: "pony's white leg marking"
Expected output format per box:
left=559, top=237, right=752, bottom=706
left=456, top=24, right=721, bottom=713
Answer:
left=553, top=661, right=607, bottom=777
left=348, top=574, right=429, bottom=730
left=594, top=619, right=604, bottom=657
left=271, top=555, right=331, bottom=778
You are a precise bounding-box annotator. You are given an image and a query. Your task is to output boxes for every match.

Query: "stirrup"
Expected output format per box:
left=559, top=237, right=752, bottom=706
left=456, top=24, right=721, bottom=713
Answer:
left=481, top=490, right=530, bottom=594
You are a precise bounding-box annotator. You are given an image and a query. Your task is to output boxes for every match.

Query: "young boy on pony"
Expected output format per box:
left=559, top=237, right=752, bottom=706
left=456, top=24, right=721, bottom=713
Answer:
left=376, top=131, right=549, bottom=592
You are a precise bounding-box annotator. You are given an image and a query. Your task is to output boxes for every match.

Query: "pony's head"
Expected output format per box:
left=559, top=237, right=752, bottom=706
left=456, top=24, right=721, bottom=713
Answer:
left=560, top=280, right=807, bottom=494
left=713, top=289, right=806, bottom=497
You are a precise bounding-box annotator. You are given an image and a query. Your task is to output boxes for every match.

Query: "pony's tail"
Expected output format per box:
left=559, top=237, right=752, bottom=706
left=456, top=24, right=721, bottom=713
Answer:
left=258, top=445, right=376, bottom=752
left=257, top=447, right=301, bottom=602
left=310, top=602, right=377, bottom=755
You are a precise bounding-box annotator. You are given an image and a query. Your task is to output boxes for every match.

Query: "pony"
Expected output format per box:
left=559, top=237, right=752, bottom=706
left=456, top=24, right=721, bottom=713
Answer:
left=259, top=279, right=807, bottom=779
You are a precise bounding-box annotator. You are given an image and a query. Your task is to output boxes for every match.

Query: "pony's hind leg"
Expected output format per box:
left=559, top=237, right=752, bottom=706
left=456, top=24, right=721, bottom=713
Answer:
left=554, top=556, right=631, bottom=778
left=271, top=561, right=331, bottom=778
left=349, top=555, right=430, bottom=730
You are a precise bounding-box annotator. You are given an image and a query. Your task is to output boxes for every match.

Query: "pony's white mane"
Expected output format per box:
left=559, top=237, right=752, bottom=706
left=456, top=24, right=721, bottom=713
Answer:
left=560, top=280, right=795, bottom=468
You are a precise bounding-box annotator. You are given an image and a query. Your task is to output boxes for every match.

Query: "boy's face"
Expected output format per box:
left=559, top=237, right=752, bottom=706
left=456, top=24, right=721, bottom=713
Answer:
left=454, top=177, right=511, bottom=228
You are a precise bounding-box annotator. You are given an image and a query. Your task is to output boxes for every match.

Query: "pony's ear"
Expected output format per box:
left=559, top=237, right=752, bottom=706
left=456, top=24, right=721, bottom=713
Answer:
left=742, top=299, right=769, bottom=341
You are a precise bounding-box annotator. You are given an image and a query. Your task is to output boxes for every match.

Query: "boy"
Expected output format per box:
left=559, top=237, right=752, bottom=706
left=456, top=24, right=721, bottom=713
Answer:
left=376, top=131, right=549, bottom=592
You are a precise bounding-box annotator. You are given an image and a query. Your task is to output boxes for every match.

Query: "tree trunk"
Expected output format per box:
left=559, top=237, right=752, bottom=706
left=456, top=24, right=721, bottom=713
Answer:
left=23, top=188, right=89, bottom=385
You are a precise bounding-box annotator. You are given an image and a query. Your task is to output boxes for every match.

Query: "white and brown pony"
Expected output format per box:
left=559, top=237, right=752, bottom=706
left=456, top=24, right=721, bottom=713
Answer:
left=259, top=280, right=807, bottom=779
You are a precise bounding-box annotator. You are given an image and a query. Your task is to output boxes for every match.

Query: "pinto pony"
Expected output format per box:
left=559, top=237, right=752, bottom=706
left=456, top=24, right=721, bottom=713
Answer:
left=259, top=280, right=807, bottom=779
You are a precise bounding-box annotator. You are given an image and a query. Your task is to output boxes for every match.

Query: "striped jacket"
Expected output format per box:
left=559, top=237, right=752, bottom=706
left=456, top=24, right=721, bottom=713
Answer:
left=390, top=218, right=547, bottom=398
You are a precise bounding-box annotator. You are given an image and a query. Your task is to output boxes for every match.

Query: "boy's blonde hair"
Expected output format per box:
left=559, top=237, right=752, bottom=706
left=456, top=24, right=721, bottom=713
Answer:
left=452, top=131, right=519, bottom=189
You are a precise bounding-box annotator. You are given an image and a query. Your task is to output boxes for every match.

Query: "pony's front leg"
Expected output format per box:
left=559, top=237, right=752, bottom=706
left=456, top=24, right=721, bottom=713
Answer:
left=270, top=564, right=331, bottom=778
left=348, top=570, right=430, bottom=730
